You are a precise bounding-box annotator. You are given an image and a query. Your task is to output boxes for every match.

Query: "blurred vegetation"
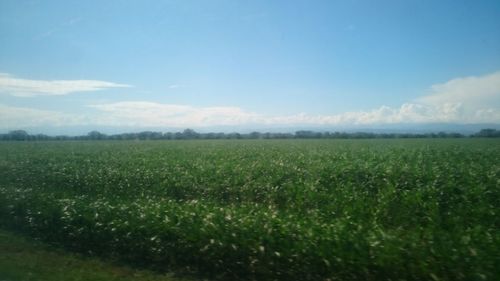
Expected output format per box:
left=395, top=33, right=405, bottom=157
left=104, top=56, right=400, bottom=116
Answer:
left=0, top=139, right=499, bottom=280
left=0, top=229, right=195, bottom=281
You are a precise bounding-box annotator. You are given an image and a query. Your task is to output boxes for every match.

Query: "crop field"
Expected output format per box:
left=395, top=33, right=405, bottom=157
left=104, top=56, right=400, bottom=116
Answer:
left=0, top=139, right=499, bottom=281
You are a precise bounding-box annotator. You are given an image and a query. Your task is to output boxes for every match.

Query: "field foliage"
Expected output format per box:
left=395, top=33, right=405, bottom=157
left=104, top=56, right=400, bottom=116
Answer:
left=0, top=139, right=499, bottom=280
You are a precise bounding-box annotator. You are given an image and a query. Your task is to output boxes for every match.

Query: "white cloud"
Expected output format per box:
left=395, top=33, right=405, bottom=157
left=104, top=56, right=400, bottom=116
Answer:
left=418, top=71, right=500, bottom=107
left=88, top=101, right=260, bottom=127
left=117, top=71, right=497, bottom=126
left=86, top=100, right=498, bottom=129
left=0, top=104, right=86, bottom=128
left=1, top=71, right=499, bottom=130
left=414, top=71, right=500, bottom=123
left=0, top=73, right=131, bottom=97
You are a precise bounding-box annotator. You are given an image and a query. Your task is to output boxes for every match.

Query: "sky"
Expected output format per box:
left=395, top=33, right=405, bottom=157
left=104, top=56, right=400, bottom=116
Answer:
left=1, top=0, right=500, bottom=134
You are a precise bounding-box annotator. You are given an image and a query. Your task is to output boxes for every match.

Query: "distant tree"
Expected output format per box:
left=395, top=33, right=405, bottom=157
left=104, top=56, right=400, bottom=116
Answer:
left=138, top=131, right=162, bottom=140
left=437, top=131, right=448, bottom=138
left=249, top=131, right=261, bottom=139
left=8, top=130, right=29, bottom=141
left=227, top=132, right=242, bottom=139
left=34, top=134, right=50, bottom=141
left=203, top=132, right=216, bottom=139
left=163, top=132, right=174, bottom=140
left=182, top=129, right=199, bottom=139
left=215, top=133, right=226, bottom=139
left=474, top=128, right=500, bottom=137
left=87, top=131, right=106, bottom=140
left=295, top=130, right=316, bottom=138
left=0, top=128, right=479, bottom=141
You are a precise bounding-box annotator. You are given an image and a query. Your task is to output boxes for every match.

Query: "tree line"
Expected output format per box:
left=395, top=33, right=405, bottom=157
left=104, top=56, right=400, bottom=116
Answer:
left=1, top=128, right=499, bottom=141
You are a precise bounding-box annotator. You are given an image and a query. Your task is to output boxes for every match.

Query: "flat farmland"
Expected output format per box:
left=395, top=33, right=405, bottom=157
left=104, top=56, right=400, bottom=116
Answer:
left=0, top=139, right=498, bottom=280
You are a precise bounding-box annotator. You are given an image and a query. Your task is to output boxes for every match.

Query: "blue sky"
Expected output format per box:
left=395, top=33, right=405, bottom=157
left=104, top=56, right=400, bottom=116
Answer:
left=1, top=0, right=500, bottom=133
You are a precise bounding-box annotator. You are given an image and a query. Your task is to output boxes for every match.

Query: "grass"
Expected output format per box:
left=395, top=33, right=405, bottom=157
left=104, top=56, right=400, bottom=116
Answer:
left=0, top=230, right=199, bottom=281
left=0, top=139, right=499, bottom=280
left=0, top=229, right=197, bottom=281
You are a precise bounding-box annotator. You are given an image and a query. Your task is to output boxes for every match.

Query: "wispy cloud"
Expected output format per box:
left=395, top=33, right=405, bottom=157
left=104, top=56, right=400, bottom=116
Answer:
left=88, top=101, right=259, bottom=127
left=0, top=104, right=86, bottom=128
left=168, top=84, right=183, bottom=89
left=33, top=28, right=58, bottom=40
left=33, top=16, right=83, bottom=40
left=0, top=73, right=131, bottom=97
left=64, top=17, right=82, bottom=26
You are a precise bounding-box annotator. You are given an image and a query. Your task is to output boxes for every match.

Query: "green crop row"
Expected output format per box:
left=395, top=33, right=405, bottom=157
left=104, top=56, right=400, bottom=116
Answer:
left=0, top=139, right=499, bottom=280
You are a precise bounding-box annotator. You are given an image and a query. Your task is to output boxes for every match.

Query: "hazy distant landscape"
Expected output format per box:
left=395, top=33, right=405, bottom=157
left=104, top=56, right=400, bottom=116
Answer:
left=2, top=127, right=500, bottom=141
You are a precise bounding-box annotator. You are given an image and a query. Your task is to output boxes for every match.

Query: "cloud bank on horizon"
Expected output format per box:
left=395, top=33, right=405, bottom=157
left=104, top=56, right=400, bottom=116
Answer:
left=1, top=71, right=499, bottom=130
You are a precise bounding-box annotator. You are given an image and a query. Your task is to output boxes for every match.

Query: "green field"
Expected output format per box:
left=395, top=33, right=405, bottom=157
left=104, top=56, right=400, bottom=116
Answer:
left=0, top=139, right=499, bottom=280
left=0, top=229, right=191, bottom=281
